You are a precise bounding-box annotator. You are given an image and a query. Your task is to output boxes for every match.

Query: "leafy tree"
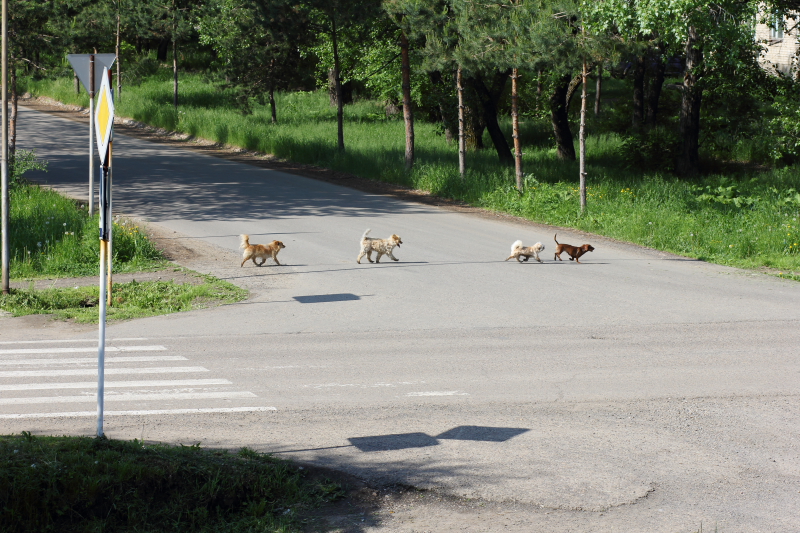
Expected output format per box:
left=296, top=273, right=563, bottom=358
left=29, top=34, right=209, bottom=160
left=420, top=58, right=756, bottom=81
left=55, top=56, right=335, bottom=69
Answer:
left=583, top=0, right=769, bottom=175
left=306, top=0, right=384, bottom=152
left=198, top=0, right=312, bottom=121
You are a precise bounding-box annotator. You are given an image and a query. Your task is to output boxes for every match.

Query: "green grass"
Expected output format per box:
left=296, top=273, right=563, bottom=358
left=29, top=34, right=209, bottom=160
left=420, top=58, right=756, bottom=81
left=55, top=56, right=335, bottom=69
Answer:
left=0, top=273, right=247, bottom=323
left=0, top=433, right=343, bottom=533
left=9, top=181, right=165, bottom=279
left=24, top=70, right=800, bottom=275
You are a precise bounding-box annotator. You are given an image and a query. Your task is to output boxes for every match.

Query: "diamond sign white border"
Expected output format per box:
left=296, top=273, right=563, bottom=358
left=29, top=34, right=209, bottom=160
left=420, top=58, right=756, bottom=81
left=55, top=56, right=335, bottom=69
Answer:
left=93, top=67, right=114, bottom=162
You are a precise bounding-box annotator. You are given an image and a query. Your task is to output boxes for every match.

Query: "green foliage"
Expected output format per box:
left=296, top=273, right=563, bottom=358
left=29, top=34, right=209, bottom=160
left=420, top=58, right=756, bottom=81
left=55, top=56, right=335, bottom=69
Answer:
left=618, top=126, right=680, bottom=171
left=0, top=276, right=247, bottom=323
left=0, top=434, right=341, bottom=533
left=7, top=181, right=164, bottom=279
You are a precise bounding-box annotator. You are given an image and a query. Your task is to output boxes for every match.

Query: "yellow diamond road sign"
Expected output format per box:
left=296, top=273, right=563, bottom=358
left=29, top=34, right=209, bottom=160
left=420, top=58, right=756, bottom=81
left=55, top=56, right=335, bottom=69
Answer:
left=94, top=67, right=114, bottom=161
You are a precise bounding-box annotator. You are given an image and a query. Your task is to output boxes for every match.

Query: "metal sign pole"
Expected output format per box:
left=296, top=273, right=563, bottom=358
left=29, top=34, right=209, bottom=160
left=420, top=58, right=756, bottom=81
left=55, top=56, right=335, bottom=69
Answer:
left=93, top=66, right=114, bottom=438
left=1, top=0, right=8, bottom=296
left=97, top=153, right=108, bottom=437
left=89, top=55, right=95, bottom=217
left=107, top=68, right=113, bottom=306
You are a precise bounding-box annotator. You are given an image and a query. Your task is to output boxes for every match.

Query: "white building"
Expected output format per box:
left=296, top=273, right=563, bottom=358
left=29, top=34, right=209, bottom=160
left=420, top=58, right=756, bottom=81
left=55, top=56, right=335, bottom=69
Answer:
left=757, top=12, right=799, bottom=77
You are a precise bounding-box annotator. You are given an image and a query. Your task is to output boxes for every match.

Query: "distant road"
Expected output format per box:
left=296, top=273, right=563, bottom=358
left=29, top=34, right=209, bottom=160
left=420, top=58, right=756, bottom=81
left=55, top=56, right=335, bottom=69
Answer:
left=3, top=104, right=799, bottom=532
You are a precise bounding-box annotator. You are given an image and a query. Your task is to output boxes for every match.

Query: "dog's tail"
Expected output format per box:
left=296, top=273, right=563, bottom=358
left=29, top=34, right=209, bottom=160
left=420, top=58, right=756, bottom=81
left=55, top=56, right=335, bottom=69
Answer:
left=511, top=240, right=523, bottom=252
left=239, top=234, right=250, bottom=249
left=554, top=233, right=559, bottom=245
left=361, top=229, right=371, bottom=241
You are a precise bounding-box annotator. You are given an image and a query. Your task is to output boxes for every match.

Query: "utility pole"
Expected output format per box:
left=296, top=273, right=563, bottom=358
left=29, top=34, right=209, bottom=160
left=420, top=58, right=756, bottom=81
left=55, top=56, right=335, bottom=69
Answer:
left=1, top=0, right=8, bottom=295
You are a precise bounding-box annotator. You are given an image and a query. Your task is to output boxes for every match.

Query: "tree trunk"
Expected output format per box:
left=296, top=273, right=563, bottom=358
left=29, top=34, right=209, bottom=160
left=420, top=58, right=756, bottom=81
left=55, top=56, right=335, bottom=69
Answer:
left=550, top=74, right=575, bottom=160
left=269, top=86, right=277, bottom=124
left=677, top=26, right=702, bottom=176
left=328, top=69, right=337, bottom=106
left=457, top=67, right=465, bottom=179
left=595, top=63, right=602, bottom=116
left=400, top=31, right=414, bottom=171
left=511, top=68, right=522, bottom=191
left=579, top=60, right=588, bottom=212
left=565, top=73, right=582, bottom=111
left=537, top=70, right=543, bottom=97
left=646, top=50, right=666, bottom=126
left=172, top=39, right=178, bottom=109
left=331, top=12, right=345, bottom=151
left=472, top=72, right=514, bottom=166
left=632, top=54, right=646, bottom=128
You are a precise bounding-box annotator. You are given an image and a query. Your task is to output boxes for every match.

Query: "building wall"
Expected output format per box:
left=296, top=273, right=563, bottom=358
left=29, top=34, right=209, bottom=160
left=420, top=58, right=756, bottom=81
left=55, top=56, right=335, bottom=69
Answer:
left=756, top=15, right=799, bottom=77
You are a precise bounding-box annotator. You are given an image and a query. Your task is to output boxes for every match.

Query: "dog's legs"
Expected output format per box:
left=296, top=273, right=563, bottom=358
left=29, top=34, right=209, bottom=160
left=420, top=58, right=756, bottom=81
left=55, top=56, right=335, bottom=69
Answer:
left=272, top=254, right=281, bottom=266
left=389, top=251, right=399, bottom=261
left=375, top=252, right=384, bottom=263
left=533, top=251, right=542, bottom=263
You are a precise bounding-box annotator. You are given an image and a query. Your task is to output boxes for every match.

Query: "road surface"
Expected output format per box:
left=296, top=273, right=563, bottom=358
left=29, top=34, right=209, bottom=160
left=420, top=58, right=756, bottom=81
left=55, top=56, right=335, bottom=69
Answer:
left=1, top=104, right=799, bottom=532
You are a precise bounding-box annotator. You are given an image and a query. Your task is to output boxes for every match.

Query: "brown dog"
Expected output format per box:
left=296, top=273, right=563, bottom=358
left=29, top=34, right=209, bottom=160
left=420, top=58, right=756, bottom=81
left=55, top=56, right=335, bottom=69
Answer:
left=553, top=234, right=594, bottom=264
left=240, top=234, right=285, bottom=267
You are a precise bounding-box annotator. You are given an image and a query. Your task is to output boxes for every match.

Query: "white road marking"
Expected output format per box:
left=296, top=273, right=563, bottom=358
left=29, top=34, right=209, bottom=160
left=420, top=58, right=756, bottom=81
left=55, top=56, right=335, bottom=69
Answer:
left=406, top=391, right=469, bottom=397
left=0, top=366, right=208, bottom=378
left=0, top=355, right=187, bottom=366
left=0, top=379, right=232, bottom=391
left=0, top=345, right=166, bottom=355
left=0, top=337, right=148, bottom=345
left=0, top=391, right=257, bottom=405
left=0, top=406, right=276, bottom=419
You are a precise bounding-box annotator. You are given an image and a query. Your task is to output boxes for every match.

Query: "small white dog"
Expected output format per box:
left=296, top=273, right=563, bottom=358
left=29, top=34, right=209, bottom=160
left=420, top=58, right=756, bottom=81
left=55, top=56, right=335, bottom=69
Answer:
left=357, top=229, right=402, bottom=264
left=505, top=240, right=545, bottom=263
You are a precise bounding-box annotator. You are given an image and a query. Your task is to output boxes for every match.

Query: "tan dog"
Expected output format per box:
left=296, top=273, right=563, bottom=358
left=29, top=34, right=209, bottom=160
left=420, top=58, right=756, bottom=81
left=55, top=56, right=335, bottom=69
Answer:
left=553, top=234, right=594, bottom=263
left=240, top=234, right=285, bottom=267
left=505, top=240, right=545, bottom=263
left=357, top=229, right=402, bottom=264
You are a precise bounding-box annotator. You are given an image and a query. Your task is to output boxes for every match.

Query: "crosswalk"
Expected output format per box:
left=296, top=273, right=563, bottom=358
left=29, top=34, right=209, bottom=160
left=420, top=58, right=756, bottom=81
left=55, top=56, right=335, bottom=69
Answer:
left=0, top=338, right=275, bottom=419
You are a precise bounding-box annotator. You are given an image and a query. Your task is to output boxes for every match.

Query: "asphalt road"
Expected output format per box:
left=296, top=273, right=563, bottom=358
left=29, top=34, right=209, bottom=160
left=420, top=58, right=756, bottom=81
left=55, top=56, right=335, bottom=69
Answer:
left=2, top=105, right=799, bottom=532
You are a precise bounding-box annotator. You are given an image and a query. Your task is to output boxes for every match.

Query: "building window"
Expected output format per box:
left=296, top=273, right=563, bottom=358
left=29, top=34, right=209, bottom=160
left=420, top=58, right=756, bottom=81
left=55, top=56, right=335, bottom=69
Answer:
left=770, top=14, right=785, bottom=40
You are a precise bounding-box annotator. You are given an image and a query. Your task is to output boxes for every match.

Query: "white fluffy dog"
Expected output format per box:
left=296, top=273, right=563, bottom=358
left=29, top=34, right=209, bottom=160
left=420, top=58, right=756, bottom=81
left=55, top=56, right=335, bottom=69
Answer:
left=505, top=240, right=545, bottom=263
left=357, top=229, right=402, bottom=264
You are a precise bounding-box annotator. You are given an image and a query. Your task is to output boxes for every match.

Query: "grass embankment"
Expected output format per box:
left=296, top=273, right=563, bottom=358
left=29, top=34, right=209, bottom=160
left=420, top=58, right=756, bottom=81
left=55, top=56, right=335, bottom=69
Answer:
left=0, top=433, right=342, bottom=533
left=26, top=71, right=800, bottom=275
left=0, top=180, right=247, bottom=321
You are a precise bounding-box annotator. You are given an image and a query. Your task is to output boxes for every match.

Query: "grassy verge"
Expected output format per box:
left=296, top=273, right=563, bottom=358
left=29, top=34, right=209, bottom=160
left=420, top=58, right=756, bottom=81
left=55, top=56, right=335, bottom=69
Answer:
left=24, top=72, right=800, bottom=275
left=2, top=171, right=248, bottom=321
left=9, top=179, right=165, bottom=279
left=0, top=433, right=343, bottom=533
left=0, top=271, right=247, bottom=323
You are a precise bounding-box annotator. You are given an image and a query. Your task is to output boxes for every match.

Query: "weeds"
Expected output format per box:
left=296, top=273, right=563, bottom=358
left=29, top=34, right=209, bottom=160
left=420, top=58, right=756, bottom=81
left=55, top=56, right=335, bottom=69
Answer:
left=0, top=433, right=342, bottom=533
left=0, top=275, right=247, bottom=323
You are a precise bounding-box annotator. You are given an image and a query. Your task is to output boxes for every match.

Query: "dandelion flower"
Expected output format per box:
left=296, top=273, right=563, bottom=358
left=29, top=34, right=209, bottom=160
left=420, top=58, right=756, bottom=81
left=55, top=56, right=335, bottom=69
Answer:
left=729, top=244, right=734, bottom=248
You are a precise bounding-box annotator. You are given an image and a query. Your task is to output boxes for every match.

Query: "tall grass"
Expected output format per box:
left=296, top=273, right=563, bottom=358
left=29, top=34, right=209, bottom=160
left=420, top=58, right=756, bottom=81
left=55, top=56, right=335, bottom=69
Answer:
left=24, top=71, right=800, bottom=274
left=9, top=182, right=164, bottom=278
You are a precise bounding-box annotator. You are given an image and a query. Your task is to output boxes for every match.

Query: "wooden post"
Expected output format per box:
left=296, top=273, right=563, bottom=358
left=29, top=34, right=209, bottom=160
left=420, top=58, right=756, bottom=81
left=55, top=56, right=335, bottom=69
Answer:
left=511, top=68, right=522, bottom=192
left=579, top=59, right=588, bottom=213
left=457, top=67, right=465, bottom=179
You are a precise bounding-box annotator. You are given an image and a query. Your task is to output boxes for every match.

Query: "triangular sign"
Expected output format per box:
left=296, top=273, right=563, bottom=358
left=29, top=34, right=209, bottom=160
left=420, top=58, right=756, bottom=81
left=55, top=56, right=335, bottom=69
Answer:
left=67, top=54, right=116, bottom=96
